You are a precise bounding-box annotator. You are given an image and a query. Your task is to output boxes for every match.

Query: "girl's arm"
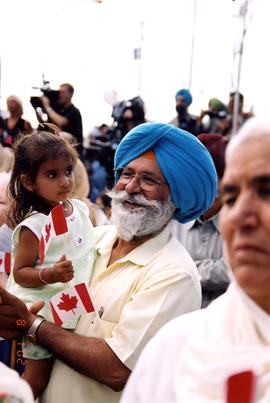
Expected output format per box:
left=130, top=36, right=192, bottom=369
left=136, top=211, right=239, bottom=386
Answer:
left=13, top=227, right=74, bottom=287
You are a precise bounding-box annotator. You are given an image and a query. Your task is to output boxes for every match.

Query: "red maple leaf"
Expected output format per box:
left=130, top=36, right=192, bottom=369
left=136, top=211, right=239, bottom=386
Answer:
left=57, top=293, right=78, bottom=314
left=45, top=223, right=51, bottom=243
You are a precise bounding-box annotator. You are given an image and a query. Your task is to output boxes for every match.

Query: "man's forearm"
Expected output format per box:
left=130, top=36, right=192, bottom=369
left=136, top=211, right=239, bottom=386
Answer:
left=0, top=288, right=130, bottom=390
left=36, top=321, right=130, bottom=391
left=45, top=107, right=67, bottom=128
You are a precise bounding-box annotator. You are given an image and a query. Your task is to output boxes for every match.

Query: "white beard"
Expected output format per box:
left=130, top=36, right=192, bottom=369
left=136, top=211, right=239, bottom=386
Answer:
left=107, top=189, right=176, bottom=241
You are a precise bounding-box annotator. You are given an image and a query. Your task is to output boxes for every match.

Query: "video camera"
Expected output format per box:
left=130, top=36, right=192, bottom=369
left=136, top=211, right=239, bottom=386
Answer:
left=30, top=76, right=59, bottom=112
left=206, top=110, right=227, bottom=119
left=111, top=96, right=145, bottom=127
left=85, top=96, right=146, bottom=188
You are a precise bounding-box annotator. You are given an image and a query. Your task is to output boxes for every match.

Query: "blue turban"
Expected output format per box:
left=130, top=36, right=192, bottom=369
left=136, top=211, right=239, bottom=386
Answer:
left=175, top=89, right=192, bottom=107
left=114, top=123, right=218, bottom=223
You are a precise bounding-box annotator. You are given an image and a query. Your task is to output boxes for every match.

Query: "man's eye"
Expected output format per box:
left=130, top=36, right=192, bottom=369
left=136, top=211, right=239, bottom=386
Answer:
left=221, top=195, right=236, bottom=206
left=121, top=171, right=133, bottom=179
left=141, top=175, right=158, bottom=185
left=258, top=188, right=270, bottom=198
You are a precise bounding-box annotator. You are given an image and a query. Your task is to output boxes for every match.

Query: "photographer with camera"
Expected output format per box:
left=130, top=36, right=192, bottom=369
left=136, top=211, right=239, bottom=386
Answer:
left=198, top=97, right=228, bottom=134
left=37, top=83, right=83, bottom=156
left=85, top=96, right=146, bottom=190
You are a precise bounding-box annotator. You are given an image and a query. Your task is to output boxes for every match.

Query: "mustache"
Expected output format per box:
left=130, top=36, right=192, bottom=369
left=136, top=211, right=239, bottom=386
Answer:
left=106, top=189, right=157, bottom=208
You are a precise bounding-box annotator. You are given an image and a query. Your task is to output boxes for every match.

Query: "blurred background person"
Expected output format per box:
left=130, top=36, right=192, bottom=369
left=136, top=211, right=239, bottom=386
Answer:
left=95, top=191, right=112, bottom=221
left=113, top=96, right=146, bottom=137
left=60, top=131, right=108, bottom=226
left=170, top=133, right=230, bottom=307
left=39, top=83, right=83, bottom=157
left=0, top=171, right=13, bottom=368
left=219, top=91, right=254, bottom=136
left=0, top=143, right=14, bottom=173
left=84, top=124, right=110, bottom=200
left=84, top=96, right=147, bottom=192
left=0, top=171, right=12, bottom=287
left=169, top=88, right=200, bottom=135
left=0, top=95, right=32, bottom=147
left=198, top=98, right=228, bottom=134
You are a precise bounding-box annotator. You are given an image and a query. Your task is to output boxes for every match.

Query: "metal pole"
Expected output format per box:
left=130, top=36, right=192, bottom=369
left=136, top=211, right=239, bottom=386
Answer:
left=0, top=53, right=2, bottom=108
left=231, top=0, right=255, bottom=135
left=232, top=1, right=248, bottom=135
left=138, top=21, right=144, bottom=95
left=188, top=0, right=197, bottom=90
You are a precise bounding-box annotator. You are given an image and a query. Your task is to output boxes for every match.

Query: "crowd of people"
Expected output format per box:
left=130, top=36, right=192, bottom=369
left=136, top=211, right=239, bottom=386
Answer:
left=1, top=83, right=268, bottom=403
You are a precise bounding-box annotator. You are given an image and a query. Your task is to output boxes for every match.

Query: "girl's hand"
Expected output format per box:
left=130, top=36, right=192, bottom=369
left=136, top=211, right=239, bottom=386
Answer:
left=51, top=255, right=74, bottom=283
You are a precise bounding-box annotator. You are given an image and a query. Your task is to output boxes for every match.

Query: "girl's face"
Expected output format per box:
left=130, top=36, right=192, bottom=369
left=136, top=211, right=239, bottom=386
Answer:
left=32, top=155, right=75, bottom=207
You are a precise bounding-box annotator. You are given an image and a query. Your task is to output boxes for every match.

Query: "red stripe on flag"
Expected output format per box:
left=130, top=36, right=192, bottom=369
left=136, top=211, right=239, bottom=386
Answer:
left=75, top=283, right=95, bottom=313
left=51, top=204, right=68, bottom=235
left=226, top=370, right=256, bottom=403
left=50, top=301, right=63, bottom=327
left=4, top=253, right=11, bottom=274
left=39, top=235, right=45, bottom=265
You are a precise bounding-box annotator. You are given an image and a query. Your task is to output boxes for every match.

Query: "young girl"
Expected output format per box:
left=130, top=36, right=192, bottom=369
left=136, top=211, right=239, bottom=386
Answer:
left=6, top=123, right=95, bottom=398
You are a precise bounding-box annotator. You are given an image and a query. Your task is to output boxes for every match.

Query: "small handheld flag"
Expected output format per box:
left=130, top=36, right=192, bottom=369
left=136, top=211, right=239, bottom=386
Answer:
left=225, top=370, right=256, bottom=403
left=50, top=282, right=95, bottom=326
left=0, top=252, right=11, bottom=274
left=39, top=203, right=68, bottom=265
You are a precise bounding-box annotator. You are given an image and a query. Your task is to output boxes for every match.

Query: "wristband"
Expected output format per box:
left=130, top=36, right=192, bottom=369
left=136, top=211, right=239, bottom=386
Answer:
left=26, top=317, right=46, bottom=345
left=39, top=268, right=48, bottom=285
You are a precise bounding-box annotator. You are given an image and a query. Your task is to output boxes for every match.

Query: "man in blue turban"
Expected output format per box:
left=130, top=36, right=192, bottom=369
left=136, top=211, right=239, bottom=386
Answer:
left=0, top=123, right=217, bottom=403
left=170, top=88, right=200, bottom=135
left=114, top=122, right=217, bottom=224
left=175, top=88, right=193, bottom=107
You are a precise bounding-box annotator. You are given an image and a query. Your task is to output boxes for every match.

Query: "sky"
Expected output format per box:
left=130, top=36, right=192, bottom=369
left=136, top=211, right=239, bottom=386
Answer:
left=0, top=0, right=269, bottom=135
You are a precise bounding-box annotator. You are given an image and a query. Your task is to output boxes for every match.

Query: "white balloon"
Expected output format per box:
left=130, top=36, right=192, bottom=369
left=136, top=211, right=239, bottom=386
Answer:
left=103, top=89, right=119, bottom=106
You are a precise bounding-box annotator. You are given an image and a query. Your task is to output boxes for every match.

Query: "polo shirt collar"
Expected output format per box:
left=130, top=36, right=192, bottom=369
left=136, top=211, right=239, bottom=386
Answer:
left=121, top=224, right=171, bottom=266
left=188, top=213, right=220, bottom=232
left=96, top=224, right=171, bottom=267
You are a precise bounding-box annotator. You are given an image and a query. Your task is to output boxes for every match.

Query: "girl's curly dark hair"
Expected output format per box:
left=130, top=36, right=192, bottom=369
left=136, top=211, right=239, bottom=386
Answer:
left=8, top=123, right=78, bottom=228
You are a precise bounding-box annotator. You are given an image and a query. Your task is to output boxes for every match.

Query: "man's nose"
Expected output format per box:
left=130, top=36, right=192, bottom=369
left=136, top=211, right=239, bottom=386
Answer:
left=124, top=176, right=142, bottom=194
left=228, top=193, right=258, bottom=228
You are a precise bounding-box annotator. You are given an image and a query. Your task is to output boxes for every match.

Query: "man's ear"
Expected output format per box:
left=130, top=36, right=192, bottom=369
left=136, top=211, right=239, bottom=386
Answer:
left=20, top=174, right=33, bottom=192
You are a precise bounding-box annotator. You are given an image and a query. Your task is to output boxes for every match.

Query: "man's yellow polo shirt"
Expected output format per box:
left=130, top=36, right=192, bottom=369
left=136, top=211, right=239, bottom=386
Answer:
left=43, top=224, right=201, bottom=403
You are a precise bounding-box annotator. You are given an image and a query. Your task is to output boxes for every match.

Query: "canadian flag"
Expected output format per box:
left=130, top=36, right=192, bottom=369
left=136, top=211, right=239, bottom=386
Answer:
left=225, top=370, right=256, bottom=403
left=39, top=203, right=68, bottom=265
left=0, top=252, right=11, bottom=274
left=50, top=282, right=95, bottom=326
